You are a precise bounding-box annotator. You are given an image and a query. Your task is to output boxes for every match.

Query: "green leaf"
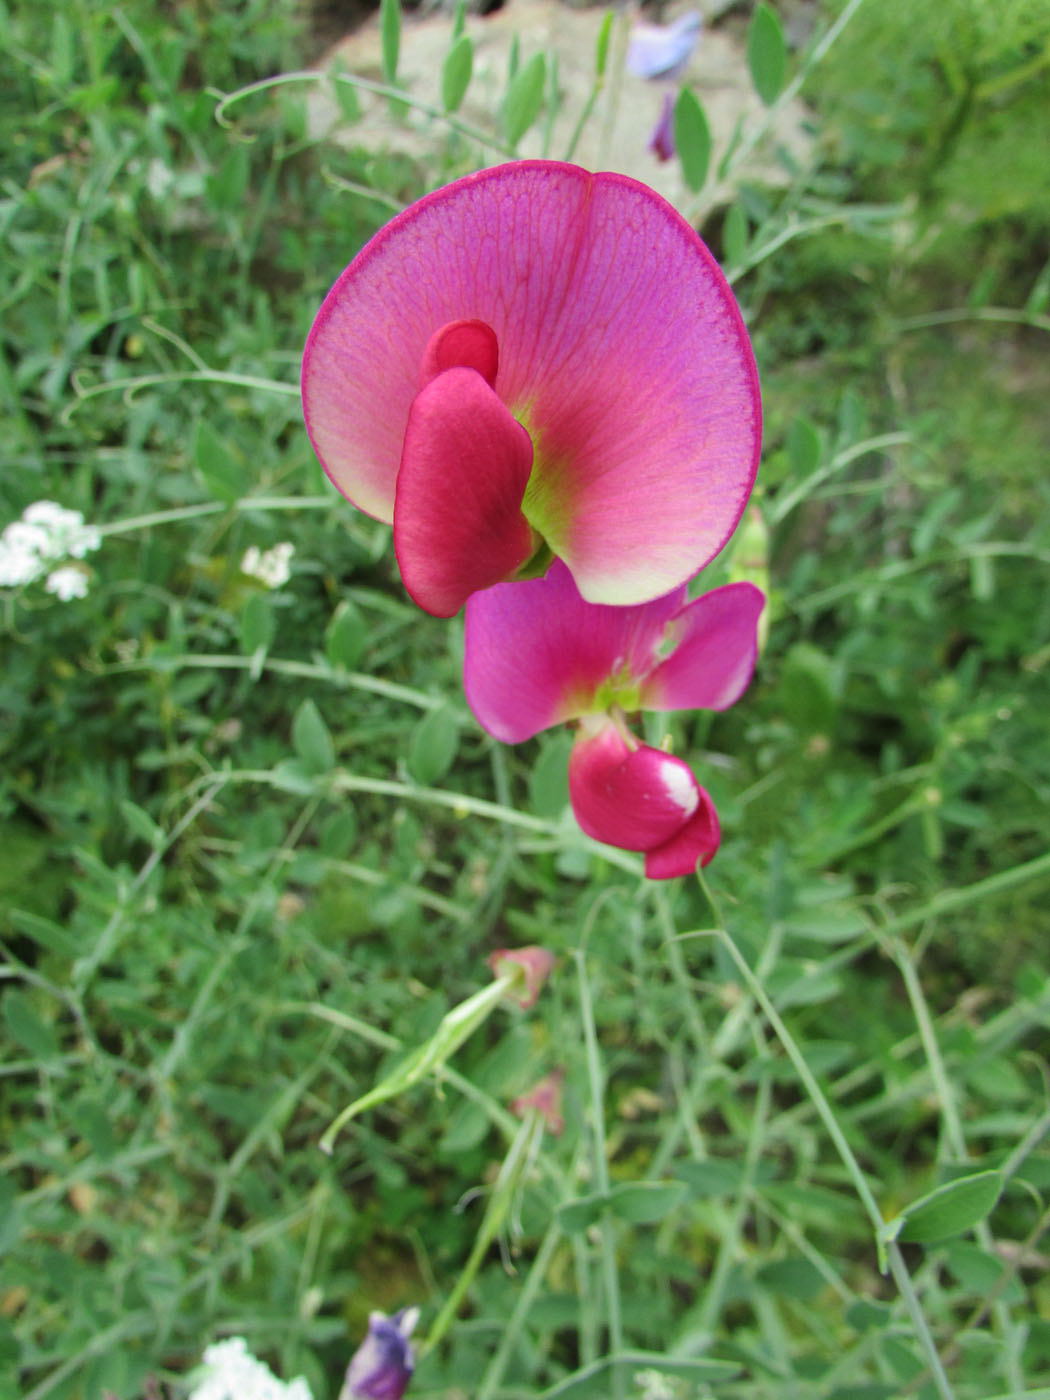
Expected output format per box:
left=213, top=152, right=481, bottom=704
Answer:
left=673, top=87, right=711, bottom=193
left=530, top=732, right=573, bottom=817
left=325, top=600, right=366, bottom=669
left=505, top=52, right=546, bottom=147
left=193, top=420, right=245, bottom=503
left=897, top=1170, right=1003, bottom=1244
left=748, top=2, right=787, bottom=106
left=119, top=799, right=165, bottom=849
left=723, top=202, right=749, bottom=266
left=331, top=62, right=361, bottom=123
left=320, top=808, right=359, bottom=858
left=595, top=10, right=614, bottom=79
left=269, top=760, right=318, bottom=795
left=292, top=699, right=335, bottom=776
left=608, top=1180, right=687, bottom=1223
left=4, top=990, right=60, bottom=1061
left=408, top=705, right=459, bottom=785
left=674, top=1157, right=748, bottom=1196
left=380, top=0, right=400, bottom=84
left=8, top=909, right=79, bottom=959
left=787, top=415, right=821, bottom=476
left=240, top=592, right=275, bottom=656
left=442, top=34, right=473, bottom=114
left=556, top=1190, right=609, bottom=1234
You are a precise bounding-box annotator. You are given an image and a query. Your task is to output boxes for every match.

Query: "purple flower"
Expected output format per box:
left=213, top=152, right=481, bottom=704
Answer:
left=650, top=92, right=676, bottom=163
left=626, top=12, right=703, bottom=80
left=341, top=1308, right=418, bottom=1400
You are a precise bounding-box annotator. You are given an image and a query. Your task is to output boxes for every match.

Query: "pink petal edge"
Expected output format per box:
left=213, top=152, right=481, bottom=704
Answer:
left=641, top=581, right=766, bottom=713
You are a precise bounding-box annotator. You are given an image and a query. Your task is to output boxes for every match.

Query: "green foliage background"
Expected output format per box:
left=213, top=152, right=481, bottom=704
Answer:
left=2, top=0, right=1049, bottom=1397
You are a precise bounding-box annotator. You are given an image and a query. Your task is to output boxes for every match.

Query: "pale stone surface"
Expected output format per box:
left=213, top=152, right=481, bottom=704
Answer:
left=306, top=1, right=814, bottom=211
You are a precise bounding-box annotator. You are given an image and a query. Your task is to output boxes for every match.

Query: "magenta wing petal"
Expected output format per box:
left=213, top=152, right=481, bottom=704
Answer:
left=644, top=792, right=720, bottom=879
left=302, top=162, right=759, bottom=600
left=568, top=722, right=702, bottom=851
left=641, top=581, right=765, bottom=713
left=393, top=368, right=535, bottom=617
left=463, top=560, right=687, bottom=743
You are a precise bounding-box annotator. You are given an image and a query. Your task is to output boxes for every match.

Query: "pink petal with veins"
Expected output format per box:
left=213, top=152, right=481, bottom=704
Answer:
left=302, top=161, right=760, bottom=605
left=641, top=581, right=765, bottom=712
left=464, top=560, right=686, bottom=743
left=394, top=368, right=534, bottom=617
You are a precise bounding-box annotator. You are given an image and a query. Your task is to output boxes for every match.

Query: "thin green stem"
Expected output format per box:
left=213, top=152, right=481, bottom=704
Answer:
left=573, top=948, right=623, bottom=1395
left=683, top=926, right=884, bottom=1236
left=94, top=496, right=334, bottom=536
left=110, top=653, right=442, bottom=712
left=886, top=1242, right=957, bottom=1400
left=63, top=369, right=299, bottom=419
left=212, top=69, right=515, bottom=158
left=475, top=1221, right=561, bottom=1400
left=423, top=1114, right=542, bottom=1354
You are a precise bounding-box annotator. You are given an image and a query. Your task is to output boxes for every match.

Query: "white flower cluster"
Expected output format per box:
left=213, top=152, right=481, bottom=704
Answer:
left=188, top=1337, right=313, bottom=1400
left=0, top=500, right=102, bottom=597
left=242, top=542, right=295, bottom=589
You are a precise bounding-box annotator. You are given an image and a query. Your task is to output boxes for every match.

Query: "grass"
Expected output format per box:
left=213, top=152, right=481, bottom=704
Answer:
left=2, top=0, right=1050, bottom=1397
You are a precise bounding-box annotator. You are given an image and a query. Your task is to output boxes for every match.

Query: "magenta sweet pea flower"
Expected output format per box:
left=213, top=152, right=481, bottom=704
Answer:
left=302, top=161, right=760, bottom=617
left=464, top=561, right=764, bottom=878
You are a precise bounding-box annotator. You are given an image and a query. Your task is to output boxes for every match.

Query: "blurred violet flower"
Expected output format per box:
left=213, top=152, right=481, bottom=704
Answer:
left=650, top=92, right=676, bottom=162
left=626, top=11, right=703, bottom=80
left=464, top=561, right=764, bottom=878
left=341, top=1308, right=418, bottom=1400
left=302, top=161, right=760, bottom=617
left=626, top=12, right=702, bottom=164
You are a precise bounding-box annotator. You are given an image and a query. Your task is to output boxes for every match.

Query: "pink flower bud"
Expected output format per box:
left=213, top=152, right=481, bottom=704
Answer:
left=487, top=946, right=556, bottom=1009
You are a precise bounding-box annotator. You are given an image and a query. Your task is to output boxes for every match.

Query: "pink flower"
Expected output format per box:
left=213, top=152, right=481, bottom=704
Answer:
left=302, top=161, right=760, bottom=617
left=511, top=1068, right=566, bottom=1135
left=464, top=561, right=764, bottom=878
left=487, top=946, right=556, bottom=1008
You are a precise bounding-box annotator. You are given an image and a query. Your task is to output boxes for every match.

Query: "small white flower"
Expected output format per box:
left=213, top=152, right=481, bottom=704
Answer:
left=0, top=522, right=48, bottom=586
left=242, top=542, right=295, bottom=589
left=0, top=501, right=101, bottom=589
left=45, top=566, right=90, bottom=601
left=188, top=1337, right=313, bottom=1400
left=23, top=500, right=102, bottom=559
left=633, top=1369, right=677, bottom=1400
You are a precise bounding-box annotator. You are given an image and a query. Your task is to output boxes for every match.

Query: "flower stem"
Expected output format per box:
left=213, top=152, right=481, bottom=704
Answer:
left=573, top=947, right=624, bottom=1398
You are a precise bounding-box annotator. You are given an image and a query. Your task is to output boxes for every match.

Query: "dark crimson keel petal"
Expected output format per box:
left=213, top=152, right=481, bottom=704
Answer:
left=568, top=722, right=702, bottom=853
left=645, top=788, right=721, bottom=879
left=419, top=319, right=499, bottom=388
left=394, top=367, right=535, bottom=618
